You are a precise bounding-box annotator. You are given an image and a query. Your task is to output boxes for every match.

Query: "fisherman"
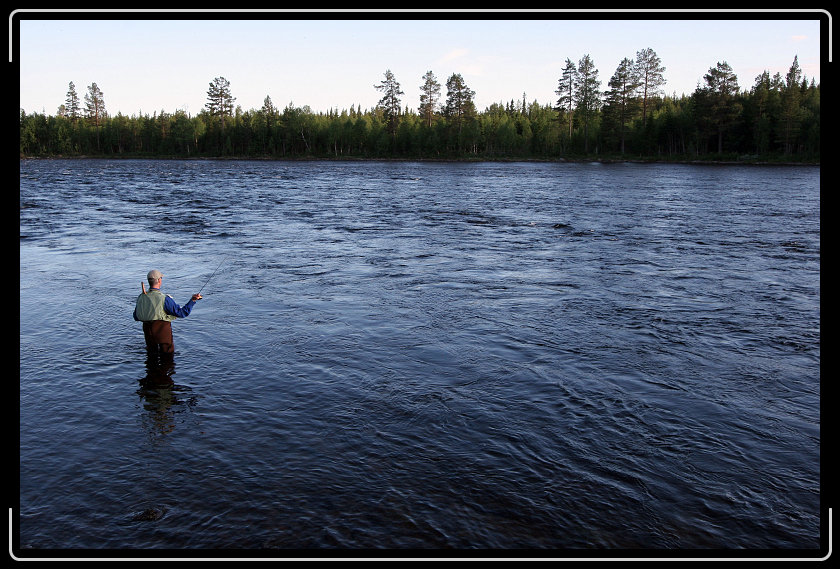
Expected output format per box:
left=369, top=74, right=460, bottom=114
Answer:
left=134, top=269, right=202, bottom=356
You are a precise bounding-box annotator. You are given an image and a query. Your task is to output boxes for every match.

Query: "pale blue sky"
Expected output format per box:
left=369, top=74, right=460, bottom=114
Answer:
left=16, top=11, right=826, bottom=117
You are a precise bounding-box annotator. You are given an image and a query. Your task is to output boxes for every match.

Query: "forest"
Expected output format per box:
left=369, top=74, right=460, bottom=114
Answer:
left=19, top=51, right=819, bottom=163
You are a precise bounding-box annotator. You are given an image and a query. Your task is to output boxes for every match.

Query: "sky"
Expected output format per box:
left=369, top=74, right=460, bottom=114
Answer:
left=15, top=10, right=827, bottom=118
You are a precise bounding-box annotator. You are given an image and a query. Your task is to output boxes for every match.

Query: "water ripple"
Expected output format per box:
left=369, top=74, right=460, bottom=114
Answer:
left=19, top=159, right=820, bottom=552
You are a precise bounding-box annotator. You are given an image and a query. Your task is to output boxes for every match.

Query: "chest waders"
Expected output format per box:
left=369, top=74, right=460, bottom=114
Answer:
left=136, top=290, right=176, bottom=355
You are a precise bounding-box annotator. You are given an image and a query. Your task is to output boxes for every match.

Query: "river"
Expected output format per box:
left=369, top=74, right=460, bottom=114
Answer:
left=18, top=158, right=821, bottom=556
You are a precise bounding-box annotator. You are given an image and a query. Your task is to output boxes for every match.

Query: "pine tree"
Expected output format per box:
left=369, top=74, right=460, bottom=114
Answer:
left=205, top=76, right=236, bottom=131
left=555, top=58, right=577, bottom=139
left=84, top=82, right=106, bottom=150
left=634, top=48, right=666, bottom=127
left=419, top=70, right=441, bottom=128
left=262, top=95, right=277, bottom=122
left=603, top=57, right=641, bottom=154
left=444, top=73, right=476, bottom=142
left=574, top=54, right=600, bottom=153
left=697, top=61, right=741, bottom=154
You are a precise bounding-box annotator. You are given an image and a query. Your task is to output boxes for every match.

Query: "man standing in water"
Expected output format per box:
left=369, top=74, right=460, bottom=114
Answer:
left=134, top=269, right=202, bottom=356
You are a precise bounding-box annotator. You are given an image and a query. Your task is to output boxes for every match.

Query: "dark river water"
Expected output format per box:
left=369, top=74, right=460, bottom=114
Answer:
left=18, top=158, right=821, bottom=556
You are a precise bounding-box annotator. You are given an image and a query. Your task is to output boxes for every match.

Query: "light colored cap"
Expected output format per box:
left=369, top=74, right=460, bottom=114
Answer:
left=147, top=269, right=164, bottom=281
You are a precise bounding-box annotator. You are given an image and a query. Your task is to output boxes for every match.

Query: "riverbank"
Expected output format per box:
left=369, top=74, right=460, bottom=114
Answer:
left=20, top=153, right=820, bottom=166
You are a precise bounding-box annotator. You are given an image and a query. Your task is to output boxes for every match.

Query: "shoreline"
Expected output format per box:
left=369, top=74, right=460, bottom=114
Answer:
left=19, top=154, right=819, bottom=167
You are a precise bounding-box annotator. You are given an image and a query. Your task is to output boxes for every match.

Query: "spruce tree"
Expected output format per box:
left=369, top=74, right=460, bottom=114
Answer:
left=374, top=69, right=404, bottom=141
left=64, top=81, right=81, bottom=124
left=780, top=56, right=804, bottom=154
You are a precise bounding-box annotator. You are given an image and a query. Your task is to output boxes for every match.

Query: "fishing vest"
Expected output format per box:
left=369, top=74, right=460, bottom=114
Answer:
left=135, top=289, right=177, bottom=322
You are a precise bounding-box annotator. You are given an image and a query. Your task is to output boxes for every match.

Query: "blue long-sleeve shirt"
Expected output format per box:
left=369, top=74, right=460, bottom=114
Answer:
left=133, top=288, right=196, bottom=321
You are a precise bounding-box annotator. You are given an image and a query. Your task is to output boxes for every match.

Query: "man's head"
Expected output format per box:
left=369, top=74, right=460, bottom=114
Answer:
left=147, top=269, right=164, bottom=287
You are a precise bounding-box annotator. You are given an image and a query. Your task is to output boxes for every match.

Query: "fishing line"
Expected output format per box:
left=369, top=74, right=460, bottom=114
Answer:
left=198, top=256, right=227, bottom=295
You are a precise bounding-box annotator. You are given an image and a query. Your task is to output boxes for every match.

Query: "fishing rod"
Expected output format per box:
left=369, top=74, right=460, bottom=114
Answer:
left=197, top=256, right=227, bottom=295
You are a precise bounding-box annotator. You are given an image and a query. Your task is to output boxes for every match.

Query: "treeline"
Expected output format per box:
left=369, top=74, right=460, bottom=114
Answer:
left=19, top=52, right=819, bottom=162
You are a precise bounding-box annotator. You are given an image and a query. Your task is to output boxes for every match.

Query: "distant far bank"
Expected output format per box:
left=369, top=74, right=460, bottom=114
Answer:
left=19, top=153, right=819, bottom=166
